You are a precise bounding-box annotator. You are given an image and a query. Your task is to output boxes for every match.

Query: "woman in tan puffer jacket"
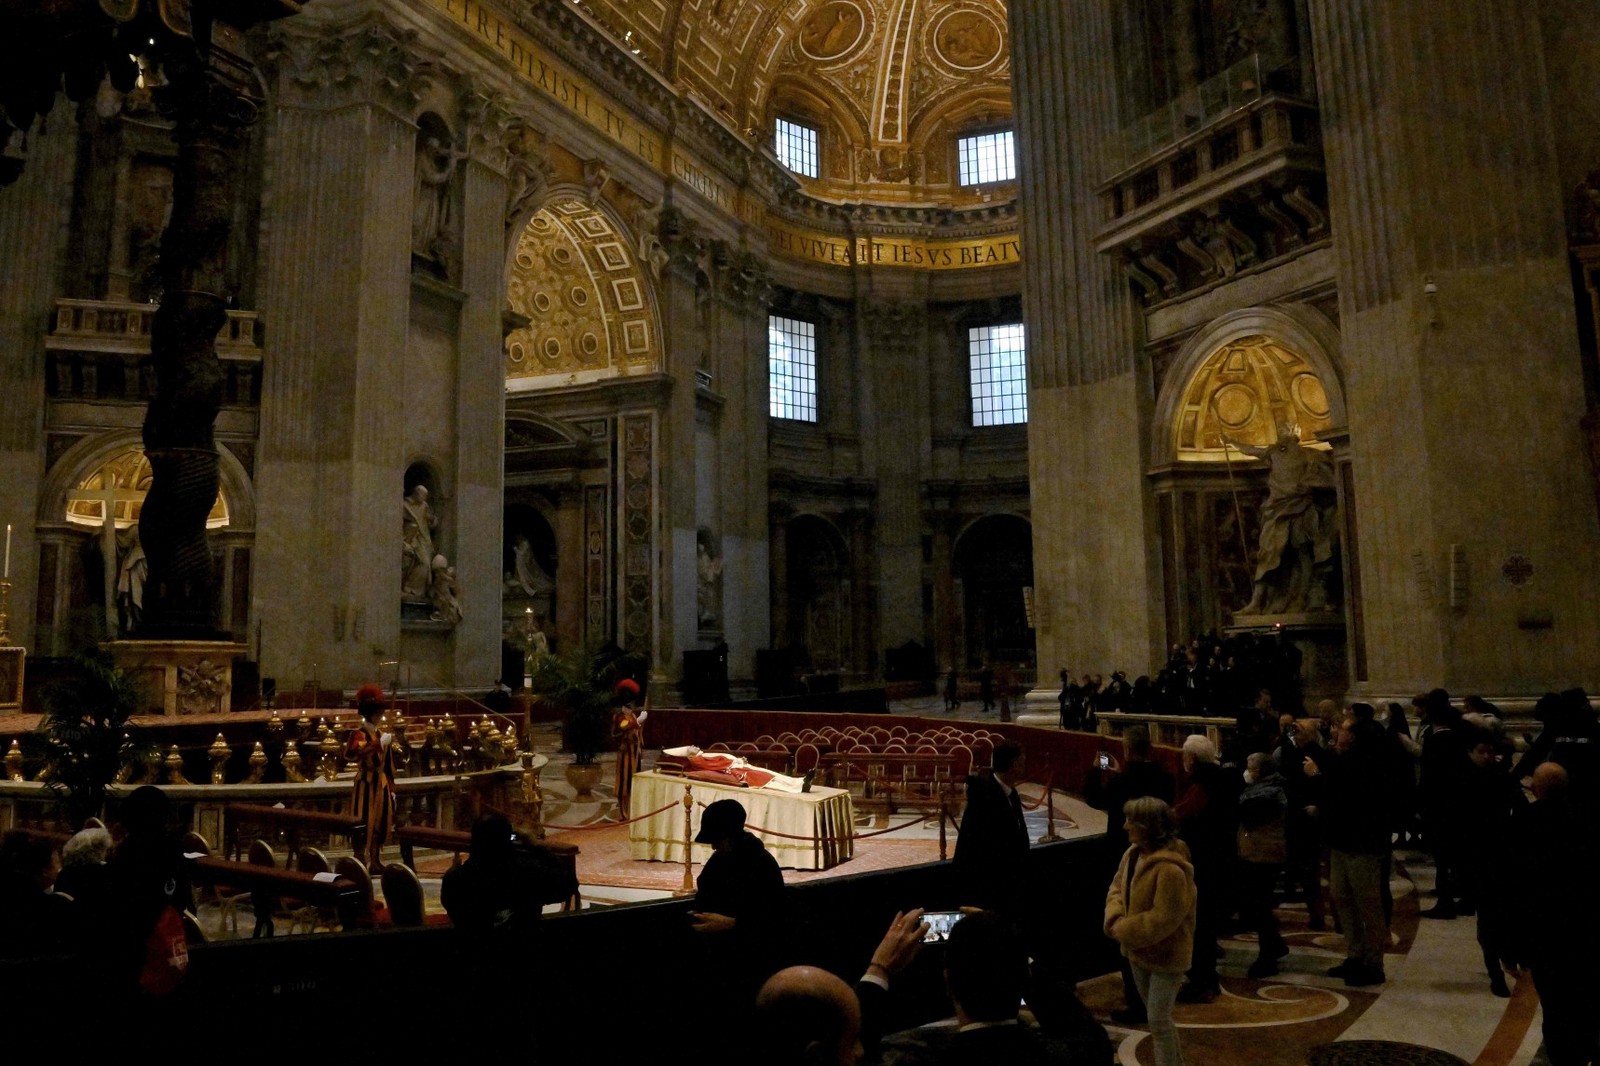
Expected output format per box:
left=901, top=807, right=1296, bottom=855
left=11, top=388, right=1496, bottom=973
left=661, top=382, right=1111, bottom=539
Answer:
left=1105, top=796, right=1198, bottom=1066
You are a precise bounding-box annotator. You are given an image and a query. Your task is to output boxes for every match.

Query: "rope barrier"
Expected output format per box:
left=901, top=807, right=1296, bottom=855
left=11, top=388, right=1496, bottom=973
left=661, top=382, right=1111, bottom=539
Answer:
left=1018, top=773, right=1056, bottom=810
left=538, top=799, right=680, bottom=832
left=690, top=797, right=940, bottom=844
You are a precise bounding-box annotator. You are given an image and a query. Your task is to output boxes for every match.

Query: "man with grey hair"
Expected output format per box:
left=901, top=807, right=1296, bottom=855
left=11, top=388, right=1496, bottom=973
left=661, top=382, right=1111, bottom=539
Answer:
left=55, top=825, right=112, bottom=906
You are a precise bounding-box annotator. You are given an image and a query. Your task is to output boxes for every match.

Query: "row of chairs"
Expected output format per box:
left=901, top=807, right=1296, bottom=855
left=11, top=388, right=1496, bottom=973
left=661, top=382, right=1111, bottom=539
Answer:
left=186, top=832, right=440, bottom=935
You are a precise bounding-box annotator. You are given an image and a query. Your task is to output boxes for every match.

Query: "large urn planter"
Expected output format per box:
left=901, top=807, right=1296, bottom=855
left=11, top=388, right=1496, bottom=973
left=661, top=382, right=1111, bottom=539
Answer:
left=564, top=761, right=602, bottom=802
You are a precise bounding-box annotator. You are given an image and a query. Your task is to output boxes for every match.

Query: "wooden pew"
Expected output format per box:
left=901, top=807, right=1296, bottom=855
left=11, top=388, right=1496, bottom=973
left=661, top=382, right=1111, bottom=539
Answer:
left=224, top=803, right=364, bottom=868
left=185, top=855, right=364, bottom=934
left=392, top=825, right=581, bottom=911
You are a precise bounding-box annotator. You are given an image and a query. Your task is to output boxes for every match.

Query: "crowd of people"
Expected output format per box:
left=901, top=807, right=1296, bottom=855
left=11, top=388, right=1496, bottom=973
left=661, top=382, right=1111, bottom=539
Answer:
left=1057, top=631, right=1307, bottom=728
left=0, top=785, right=195, bottom=994
left=5, top=676, right=1598, bottom=1065
left=1076, top=687, right=1600, bottom=1066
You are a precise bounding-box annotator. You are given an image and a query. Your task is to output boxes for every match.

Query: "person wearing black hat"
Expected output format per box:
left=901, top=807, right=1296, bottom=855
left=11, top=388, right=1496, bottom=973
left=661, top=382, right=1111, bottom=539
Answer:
left=689, top=798, right=790, bottom=1017
left=690, top=799, right=785, bottom=936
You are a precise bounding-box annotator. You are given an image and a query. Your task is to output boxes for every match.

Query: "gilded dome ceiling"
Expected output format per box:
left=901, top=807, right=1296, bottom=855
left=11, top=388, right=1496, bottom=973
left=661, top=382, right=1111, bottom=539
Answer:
left=578, top=0, right=1013, bottom=202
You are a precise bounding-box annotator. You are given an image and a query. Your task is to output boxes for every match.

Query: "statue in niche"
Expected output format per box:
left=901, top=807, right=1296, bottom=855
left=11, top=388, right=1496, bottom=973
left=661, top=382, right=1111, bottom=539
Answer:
left=412, top=126, right=465, bottom=264
left=696, top=529, right=724, bottom=630
left=504, top=533, right=555, bottom=598
left=402, top=485, right=440, bottom=602
left=115, top=525, right=148, bottom=635
left=429, top=554, right=463, bottom=625
left=1224, top=424, right=1340, bottom=615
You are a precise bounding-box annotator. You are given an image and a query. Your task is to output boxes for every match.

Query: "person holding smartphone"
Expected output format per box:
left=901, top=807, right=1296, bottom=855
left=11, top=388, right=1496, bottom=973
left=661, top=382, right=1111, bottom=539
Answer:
left=345, top=683, right=398, bottom=872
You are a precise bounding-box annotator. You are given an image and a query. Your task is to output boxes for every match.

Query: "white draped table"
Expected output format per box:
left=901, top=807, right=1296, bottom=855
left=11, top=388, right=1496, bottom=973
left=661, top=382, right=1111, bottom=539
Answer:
left=627, top=770, right=855, bottom=871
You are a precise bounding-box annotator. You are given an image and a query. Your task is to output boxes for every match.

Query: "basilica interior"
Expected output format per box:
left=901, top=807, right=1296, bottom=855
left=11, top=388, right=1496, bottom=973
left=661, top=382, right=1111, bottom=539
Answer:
left=0, top=0, right=1597, bottom=1056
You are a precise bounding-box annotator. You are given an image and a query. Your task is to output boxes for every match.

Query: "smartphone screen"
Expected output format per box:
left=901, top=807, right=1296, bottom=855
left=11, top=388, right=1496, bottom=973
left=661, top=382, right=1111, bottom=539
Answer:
left=922, top=911, right=964, bottom=943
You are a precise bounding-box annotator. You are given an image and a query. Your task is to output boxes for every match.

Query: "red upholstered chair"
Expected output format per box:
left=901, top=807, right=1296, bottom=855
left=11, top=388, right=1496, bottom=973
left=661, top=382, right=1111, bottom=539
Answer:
left=950, top=745, right=974, bottom=779
left=708, top=742, right=731, bottom=752
left=754, top=734, right=776, bottom=746
left=380, top=863, right=451, bottom=928
left=889, top=725, right=909, bottom=740
left=777, top=732, right=800, bottom=745
left=971, top=737, right=994, bottom=767
left=737, top=742, right=760, bottom=753
left=798, top=729, right=819, bottom=742
left=883, top=743, right=907, bottom=754
left=794, top=743, right=820, bottom=775
left=869, top=727, right=891, bottom=744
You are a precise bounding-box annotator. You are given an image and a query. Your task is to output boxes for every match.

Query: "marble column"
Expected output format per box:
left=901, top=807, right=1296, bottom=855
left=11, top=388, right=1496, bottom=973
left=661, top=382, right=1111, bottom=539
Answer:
left=252, top=20, right=421, bottom=690
left=451, top=117, right=512, bottom=689
left=858, top=297, right=931, bottom=655
left=712, top=268, right=773, bottom=682
left=0, top=107, right=77, bottom=653
left=1009, top=0, right=1166, bottom=683
left=1307, top=0, right=1600, bottom=694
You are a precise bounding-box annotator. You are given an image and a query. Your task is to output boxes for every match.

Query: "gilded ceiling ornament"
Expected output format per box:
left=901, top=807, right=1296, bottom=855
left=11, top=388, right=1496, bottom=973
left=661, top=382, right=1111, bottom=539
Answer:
left=931, top=8, right=1003, bottom=70
left=799, top=1, right=869, bottom=62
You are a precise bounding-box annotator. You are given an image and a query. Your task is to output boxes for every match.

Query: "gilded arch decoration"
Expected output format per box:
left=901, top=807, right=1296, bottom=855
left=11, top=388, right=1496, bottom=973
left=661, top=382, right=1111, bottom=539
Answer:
left=504, top=193, right=662, bottom=389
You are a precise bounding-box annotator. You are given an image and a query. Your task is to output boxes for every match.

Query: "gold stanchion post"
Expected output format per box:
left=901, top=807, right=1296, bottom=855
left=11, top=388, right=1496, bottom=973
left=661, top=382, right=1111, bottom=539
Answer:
left=1037, top=782, right=1063, bottom=843
left=937, top=790, right=949, bottom=861
left=678, top=784, right=695, bottom=896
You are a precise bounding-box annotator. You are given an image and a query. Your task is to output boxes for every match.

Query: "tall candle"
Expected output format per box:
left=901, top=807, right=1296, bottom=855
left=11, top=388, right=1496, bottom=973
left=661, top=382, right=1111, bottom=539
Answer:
left=4, top=524, right=9, bottom=579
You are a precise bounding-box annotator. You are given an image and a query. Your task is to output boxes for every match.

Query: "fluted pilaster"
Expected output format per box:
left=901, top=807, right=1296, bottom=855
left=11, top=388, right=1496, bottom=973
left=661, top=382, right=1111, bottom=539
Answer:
left=1310, top=0, right=1600, bottom=694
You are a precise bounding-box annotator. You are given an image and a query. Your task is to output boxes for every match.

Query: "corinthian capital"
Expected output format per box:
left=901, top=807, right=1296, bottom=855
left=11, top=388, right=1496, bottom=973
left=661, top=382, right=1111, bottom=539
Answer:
left=263, top=17, right=429, bottom=115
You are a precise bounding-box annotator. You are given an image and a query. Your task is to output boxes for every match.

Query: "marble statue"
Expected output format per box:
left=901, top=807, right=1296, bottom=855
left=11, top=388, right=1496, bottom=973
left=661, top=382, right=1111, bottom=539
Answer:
left=429, top=554, right=463, bottom=625
left=504, top=533, right=554, bottom=598
left=402, top=485, right=439, bottom=601
left=116, top=525, right=147, bottom=633
left=696, top=530, right=723, bottom=629
left=1225, top=425, right=1339, bottom=615
left=412, top=131, right=464, bottom=261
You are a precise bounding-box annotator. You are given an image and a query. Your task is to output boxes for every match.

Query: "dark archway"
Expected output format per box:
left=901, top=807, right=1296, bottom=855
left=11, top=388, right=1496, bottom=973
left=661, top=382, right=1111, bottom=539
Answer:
left=953, top=514, right=1035, bottom=669
left=786, top=515, right=851, bottom=672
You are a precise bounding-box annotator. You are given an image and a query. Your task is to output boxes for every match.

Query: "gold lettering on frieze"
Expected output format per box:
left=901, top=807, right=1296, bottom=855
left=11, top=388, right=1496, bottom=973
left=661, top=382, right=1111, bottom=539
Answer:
left=764, top=221, right=1022, bottom=272
left=670, top=151, right=734, bottom=211
left=435, top=0, right=663, bottom=166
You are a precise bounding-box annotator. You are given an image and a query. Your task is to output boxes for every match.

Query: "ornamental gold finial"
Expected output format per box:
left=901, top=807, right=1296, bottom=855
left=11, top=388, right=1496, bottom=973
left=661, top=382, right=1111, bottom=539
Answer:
left=245, top=740, right=268, bottom=783
left=4, top=739, right=23, bottom=782
left=282, top=741, right=307, bottom=783
left=208, top=733, right=232, bottom=784
left=165, top=745, right=191, bottom=785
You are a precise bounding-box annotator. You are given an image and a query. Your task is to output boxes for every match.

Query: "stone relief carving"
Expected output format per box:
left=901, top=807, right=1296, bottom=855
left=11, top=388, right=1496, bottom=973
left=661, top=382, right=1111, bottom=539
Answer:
left=505, top=125, right=554, bottom=234
left=177, top=658, right=228, bottom=714
left=264, top=20, right=429, bottom=114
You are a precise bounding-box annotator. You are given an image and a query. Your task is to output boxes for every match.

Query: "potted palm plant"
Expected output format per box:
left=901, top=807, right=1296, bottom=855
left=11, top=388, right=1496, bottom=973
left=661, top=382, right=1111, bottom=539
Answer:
left=526, top=644, right=644, bottom=802
left=22, top=653, right=148, bottom=826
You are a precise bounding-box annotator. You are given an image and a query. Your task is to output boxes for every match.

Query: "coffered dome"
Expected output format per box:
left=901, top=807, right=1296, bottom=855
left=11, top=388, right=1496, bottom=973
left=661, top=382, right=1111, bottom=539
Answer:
left=578, top=0, right=1014, bottom=204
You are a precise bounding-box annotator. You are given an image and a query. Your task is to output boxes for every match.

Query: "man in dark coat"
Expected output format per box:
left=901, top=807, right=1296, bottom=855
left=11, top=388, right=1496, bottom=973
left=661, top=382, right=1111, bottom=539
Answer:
left=952, top=741, right=1031, bottom=915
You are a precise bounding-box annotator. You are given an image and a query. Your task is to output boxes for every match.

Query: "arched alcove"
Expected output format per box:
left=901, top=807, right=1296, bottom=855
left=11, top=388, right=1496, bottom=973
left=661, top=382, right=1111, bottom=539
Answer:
left=35, top=433, right=255, bottom=650
left=1148, top=305, right=1349, bottom=636
left=786, top=514, right=851, bottom=672
left=1152, top=304, right=1346, bottom=467
left=503, top=193, right=662, bottom=390
left=952, top=513, right=1035, bottom=669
